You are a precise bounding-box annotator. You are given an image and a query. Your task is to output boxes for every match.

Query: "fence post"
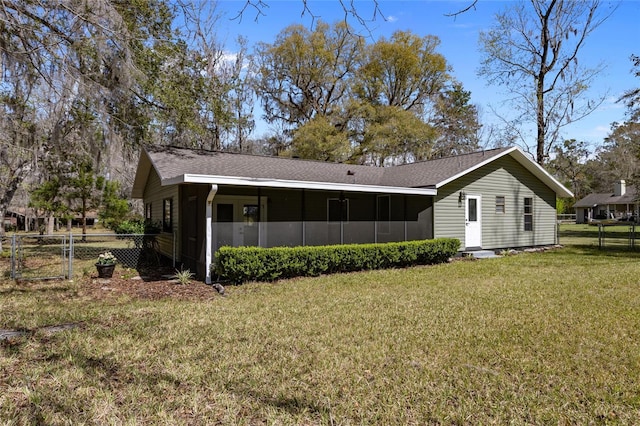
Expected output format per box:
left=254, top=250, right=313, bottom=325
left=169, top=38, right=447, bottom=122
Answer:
left=598, top=224, right=603, bottom=249
left=10, top=234, right=16, bottom=279
left=68, top=233, right=74, bottom=279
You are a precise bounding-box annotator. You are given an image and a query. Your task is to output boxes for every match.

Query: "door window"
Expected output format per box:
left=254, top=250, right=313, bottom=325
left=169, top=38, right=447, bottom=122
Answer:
left=243, top=205, right=259, bottom=225
left=468, top=198, right=477, bottom=222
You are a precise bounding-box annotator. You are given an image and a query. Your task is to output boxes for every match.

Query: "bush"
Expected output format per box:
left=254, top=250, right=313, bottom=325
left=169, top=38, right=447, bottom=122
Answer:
left=214, top=238, right=460, bottom=284
left=114, top=219, right=162, bottom=235
left=115, top=219, right=145, bottom=235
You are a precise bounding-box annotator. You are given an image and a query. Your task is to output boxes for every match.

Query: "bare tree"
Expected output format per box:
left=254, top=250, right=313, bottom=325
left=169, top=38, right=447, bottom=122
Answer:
left=0, top=0, right=143, bottom=246
left=478, top=0, right=612, bottom=164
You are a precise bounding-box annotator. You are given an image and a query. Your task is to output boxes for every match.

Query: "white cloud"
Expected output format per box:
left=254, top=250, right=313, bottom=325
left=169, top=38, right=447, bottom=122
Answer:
left=386, top=15, right=398, bottom=23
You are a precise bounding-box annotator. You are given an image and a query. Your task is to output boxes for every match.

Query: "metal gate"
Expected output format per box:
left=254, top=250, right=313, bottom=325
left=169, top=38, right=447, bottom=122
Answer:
left=11, top=234, right=70, bottom=280
left=9, top=232, right=174, bottom=281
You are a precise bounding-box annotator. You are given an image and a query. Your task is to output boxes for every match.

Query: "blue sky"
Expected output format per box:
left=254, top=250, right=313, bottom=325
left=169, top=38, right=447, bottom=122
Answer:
left=213, top=0, right=639, bottom=152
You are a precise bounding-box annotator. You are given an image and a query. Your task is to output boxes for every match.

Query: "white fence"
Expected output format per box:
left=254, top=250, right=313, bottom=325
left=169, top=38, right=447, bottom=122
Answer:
left=557, top=214, right=576, bottom=223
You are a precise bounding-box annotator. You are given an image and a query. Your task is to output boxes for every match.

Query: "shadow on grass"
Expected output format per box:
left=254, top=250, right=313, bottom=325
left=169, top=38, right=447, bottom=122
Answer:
left=17, top=350, right=183, bottom=424
left=225, top=380, right=332, bottom=419
left=0, top=284, right=75, bottom=296
left=556, top=244, right=640, bottom=260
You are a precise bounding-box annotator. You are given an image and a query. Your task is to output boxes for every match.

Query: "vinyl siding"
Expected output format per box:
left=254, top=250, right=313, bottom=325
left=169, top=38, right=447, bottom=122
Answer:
left=434, top=155, right=557, bottom=249
left=143, top=168, right=180, bottom=261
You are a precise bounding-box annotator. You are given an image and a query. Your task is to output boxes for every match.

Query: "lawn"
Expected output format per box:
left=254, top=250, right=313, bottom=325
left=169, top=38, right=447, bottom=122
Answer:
left=2, top=244, right=640, bottom=423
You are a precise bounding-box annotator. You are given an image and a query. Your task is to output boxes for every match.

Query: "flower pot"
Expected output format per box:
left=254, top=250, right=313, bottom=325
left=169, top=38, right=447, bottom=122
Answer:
left=96, top=263, right=116, bottom=278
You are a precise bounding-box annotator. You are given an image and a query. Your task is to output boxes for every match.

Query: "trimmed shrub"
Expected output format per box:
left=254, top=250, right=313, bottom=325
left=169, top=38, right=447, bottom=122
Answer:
left=214, top=238, right=460, bottom=284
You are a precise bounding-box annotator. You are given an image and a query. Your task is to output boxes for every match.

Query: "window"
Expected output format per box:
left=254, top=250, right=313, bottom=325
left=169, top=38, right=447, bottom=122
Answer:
left=495, top=196, right=505, bottom=214
left=145, top=203, right=152, bottom=220
left=243, top=204, right=259, bottom=225
left=377, top=195, right=390, bottom=234
left=524, top=197, right=533, bottom=231
left=163, top=198, right=173, bottom=232
left=327, top=198, right=349, bottom=223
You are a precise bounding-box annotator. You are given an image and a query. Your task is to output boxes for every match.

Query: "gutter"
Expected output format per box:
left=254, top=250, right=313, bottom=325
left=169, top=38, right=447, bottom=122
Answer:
left=205, top=184, right=218, bottom=284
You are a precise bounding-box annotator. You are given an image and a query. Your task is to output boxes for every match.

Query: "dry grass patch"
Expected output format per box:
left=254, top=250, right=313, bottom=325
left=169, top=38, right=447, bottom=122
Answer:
left=2, top=247, right=640, bottom=423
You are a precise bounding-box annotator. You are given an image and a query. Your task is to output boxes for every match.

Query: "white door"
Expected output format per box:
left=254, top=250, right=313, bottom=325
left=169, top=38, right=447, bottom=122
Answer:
left=465, top=195, right=482, bottom=249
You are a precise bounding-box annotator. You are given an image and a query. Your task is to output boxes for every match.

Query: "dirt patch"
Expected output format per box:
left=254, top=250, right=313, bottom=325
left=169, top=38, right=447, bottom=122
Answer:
left=80, top=274, right=222, bottom=301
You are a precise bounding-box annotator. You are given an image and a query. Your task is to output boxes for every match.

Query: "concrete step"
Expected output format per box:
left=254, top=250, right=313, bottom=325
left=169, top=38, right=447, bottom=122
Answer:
left=462, top=250, right=500, bottom=259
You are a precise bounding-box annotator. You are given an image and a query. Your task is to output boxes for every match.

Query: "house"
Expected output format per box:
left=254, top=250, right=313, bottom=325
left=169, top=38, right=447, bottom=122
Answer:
left=573, top=181, right=638, bottom=223
left=131, top=145, right=573, bottom=282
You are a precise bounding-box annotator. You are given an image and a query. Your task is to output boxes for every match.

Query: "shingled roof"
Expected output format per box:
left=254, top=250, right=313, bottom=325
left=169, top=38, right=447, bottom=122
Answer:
left=131, top=145, right=573, bottom=198
left=573, top=186, right=637, bottom=208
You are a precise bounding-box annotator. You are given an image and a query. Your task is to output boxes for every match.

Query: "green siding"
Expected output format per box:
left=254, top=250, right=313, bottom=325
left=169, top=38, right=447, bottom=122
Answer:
left=143, top=168, right=180, bottom=261
left=434, top=155, right=557, bottom=249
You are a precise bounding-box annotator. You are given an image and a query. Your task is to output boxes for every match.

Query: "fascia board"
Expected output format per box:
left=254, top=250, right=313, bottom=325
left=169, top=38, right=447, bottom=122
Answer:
left=131, top=150, right=152, bottom=199
left=162, top=174, right=437, bottom=196
left=508, top=148, right=574, bottom=198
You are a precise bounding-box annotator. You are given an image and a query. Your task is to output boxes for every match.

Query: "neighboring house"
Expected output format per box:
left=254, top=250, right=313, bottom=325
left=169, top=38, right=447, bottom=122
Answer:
left=573, top=181, right=638, bottom=223
left=132, top=145, right=573, bottom=282
left=3, top=207, right=98, bottom=232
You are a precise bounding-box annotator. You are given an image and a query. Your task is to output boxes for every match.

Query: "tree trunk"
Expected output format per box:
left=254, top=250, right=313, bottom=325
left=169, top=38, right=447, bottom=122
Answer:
left=46, top=215, right=55, bottom=235
left=82, top=198, right=87, bottom=242
left=536, top=77, right=546, bottom=165
left=0, top=163, right=30, bottom=249
left=0, top=206, right=5, bottom=252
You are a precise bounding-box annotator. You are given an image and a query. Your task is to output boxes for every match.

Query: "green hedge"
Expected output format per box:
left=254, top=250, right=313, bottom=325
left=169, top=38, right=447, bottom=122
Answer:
left=214, top=238, right=461, bottom=284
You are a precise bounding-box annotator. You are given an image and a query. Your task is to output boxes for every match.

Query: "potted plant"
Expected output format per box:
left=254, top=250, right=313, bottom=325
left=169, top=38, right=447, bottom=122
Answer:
left=96, top=251, right=117, bottom=278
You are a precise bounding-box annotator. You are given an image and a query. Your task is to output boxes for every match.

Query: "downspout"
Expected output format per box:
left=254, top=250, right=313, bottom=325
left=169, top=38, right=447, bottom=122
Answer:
left=205, top=184, right=219, bottom=284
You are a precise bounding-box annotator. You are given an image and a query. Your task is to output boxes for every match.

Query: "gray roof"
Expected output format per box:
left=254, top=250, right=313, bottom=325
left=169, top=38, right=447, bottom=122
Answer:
left=573, top=186, right=638, bottom=208
left=132, top=145, right=573, bottom=198
left=144, top=145, right=387, bottom=186
left=382, top=148, right=512, bottom=187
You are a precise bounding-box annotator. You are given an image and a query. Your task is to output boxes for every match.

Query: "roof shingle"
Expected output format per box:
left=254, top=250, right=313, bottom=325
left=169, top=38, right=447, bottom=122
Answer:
left=144, top=145, right=511, bottom=189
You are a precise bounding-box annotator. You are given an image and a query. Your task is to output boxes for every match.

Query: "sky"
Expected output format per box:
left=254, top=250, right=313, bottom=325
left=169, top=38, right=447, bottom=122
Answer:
left=211, top=0, right=639, bottom=153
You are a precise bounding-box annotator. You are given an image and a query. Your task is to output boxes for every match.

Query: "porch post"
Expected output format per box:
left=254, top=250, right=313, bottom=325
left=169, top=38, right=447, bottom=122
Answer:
left=340, top=191, right=344, bottom=244
left=374, top=194, right=377, bottom=244
left=403, top=195, right=408, bottom=241
left=205, top=184, right=219, bottom=284
left=257, top=187, right=262, bottom=247
left=301, top=189, right=306, bottom=246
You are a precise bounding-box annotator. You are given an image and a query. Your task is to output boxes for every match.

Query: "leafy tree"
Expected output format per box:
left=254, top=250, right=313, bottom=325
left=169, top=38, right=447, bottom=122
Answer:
left=29, top=177, right=67, bottom=235
left=619, top=54, right=640, bottom=122
left=67, top=161, right=105, bottom=241
left=547, top=139, right=591, bottom=200
left=0, top=0, right=177, bottom=248
left=290, top=116, right=350, bottom=162
left=99, top=181, right=131, bottom=230
left=254, top=22, right=476, bottom=164
left=593, top=121, right=640, bottom=191
left=355, top=31, right=449, bottom=115
left=253, top=21, right=363, bottom=129
left=478, top=0, right=610, bottom=164
left=350, top=105, right=438, bottom=166
left=431, top=82, right=481, bottom=158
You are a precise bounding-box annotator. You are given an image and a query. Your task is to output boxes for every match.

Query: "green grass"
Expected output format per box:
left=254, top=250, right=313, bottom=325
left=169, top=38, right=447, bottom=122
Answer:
left=2, top=244, right=640, bottom=424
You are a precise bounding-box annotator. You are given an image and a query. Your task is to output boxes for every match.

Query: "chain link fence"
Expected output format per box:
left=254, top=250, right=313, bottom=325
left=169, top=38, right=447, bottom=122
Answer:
left=558, top=223, right=639, bottom=250
left=7, top=233, right=175, bottom=281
